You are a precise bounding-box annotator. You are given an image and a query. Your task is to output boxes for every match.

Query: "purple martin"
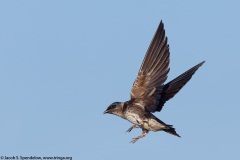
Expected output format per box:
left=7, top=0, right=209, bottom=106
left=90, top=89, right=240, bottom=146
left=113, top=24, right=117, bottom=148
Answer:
left=104, top=21, right=204, bottom=143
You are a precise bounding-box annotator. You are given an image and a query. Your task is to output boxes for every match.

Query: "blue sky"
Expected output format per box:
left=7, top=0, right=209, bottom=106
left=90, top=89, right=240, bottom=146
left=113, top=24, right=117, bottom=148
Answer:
left=0, top=0, right=239, bottom=159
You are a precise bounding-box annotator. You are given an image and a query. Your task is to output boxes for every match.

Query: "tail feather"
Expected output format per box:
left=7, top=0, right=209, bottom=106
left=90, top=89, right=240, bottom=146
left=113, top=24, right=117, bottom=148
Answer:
left=164, top=125, right=181, bottom=137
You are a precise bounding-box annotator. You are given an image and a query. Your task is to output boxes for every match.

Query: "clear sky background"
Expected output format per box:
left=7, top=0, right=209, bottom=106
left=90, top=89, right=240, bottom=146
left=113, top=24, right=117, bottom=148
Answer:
left=0, top=0, right=239, bottom=159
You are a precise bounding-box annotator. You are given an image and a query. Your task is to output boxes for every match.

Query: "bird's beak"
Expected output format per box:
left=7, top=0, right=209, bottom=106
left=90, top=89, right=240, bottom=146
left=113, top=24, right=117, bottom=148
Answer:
left=103, top=110, right=108, bottom=114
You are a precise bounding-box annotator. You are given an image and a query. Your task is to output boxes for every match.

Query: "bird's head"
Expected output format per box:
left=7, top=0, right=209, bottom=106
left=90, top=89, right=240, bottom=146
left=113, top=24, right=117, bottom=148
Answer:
left=103, top=102, right=124, bottom=117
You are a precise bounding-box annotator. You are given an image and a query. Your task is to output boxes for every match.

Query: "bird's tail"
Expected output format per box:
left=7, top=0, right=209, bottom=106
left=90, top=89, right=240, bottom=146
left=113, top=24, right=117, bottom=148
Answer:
left=163, top=125, right=181, bottom=137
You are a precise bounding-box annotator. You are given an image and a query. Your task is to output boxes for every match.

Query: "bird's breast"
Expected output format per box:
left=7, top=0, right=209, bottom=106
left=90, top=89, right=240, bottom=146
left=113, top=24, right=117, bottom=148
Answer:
left=125, top=112, right=143, bottom=125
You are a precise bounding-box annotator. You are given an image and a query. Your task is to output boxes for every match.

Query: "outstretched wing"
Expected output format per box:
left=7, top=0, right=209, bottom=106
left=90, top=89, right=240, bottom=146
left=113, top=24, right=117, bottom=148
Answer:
left=156, top=61, right=205, bottom=112
left=130, top=21, right=170, bottom=112
left=130, top=21, right=205, bottom=113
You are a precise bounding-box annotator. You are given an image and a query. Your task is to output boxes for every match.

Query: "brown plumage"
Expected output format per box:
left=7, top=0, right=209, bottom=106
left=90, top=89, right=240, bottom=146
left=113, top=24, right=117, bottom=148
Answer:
left=104, top=21, right=204, bottom=143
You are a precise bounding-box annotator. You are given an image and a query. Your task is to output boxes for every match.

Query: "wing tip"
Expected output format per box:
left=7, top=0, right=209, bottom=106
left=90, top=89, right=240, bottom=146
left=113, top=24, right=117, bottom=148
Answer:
left=199, top=60, right=205, bottom=65
left=159, top=20, right=164, bottom=30
left=195, top=60, right=205, bottom=69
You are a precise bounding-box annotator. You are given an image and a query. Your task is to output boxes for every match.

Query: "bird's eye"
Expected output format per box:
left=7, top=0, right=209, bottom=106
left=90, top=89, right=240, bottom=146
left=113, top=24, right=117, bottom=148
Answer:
left=110, top=105, right=116, bottom=108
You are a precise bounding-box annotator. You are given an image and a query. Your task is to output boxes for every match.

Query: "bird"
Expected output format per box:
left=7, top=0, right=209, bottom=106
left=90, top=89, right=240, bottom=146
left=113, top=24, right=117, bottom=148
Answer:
left=103, top=20, right=205, bottom=143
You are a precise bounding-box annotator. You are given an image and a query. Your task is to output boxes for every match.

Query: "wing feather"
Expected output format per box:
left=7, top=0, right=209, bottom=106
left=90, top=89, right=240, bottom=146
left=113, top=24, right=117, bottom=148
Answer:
left=131, top=21, right=170, bottom=101
left=157, top=61, right=205, bottom=111
left=130, top=20, right=204, bottom=113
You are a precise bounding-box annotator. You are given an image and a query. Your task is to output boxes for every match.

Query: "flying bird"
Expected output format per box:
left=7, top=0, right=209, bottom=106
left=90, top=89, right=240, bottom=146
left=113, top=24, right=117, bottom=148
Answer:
left=104, top=21, right=205, bottom=143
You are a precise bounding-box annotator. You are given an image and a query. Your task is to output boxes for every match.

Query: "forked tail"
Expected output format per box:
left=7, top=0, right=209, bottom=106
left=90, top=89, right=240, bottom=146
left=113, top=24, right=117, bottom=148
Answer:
left=164, top=125, right=181, bottom=137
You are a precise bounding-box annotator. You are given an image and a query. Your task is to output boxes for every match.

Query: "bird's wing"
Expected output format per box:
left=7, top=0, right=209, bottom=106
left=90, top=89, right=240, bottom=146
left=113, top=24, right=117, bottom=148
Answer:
left=130, top=21, right=170, bottom=112
left=156, top=61, right=205, bottom=112
left=130, top=21, right=205, bottom=113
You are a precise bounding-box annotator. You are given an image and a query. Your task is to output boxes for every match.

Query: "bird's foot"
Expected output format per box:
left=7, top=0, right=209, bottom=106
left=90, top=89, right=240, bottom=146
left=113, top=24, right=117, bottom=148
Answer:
left=131, top=137, right=140, bottom=143
left=126, top=124, right=139, bottom=133
left=130, top=130, right=149, bottom=144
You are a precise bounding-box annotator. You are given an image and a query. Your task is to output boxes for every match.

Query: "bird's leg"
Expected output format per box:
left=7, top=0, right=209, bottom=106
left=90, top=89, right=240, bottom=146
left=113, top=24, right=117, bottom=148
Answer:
left=130, top=129, right=149, bottom=143
left=126, top=124, right=139, bottom=132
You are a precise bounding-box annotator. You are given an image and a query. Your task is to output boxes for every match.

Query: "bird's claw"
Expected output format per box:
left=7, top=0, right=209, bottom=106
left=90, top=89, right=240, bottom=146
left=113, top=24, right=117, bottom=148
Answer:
left=126, top=127, right=133, bottom=133
left=126, top=125, right=139, bottom=133
left=129, top=130, right=148, bottom=143
left=130, top=137, right=139, bottom=143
